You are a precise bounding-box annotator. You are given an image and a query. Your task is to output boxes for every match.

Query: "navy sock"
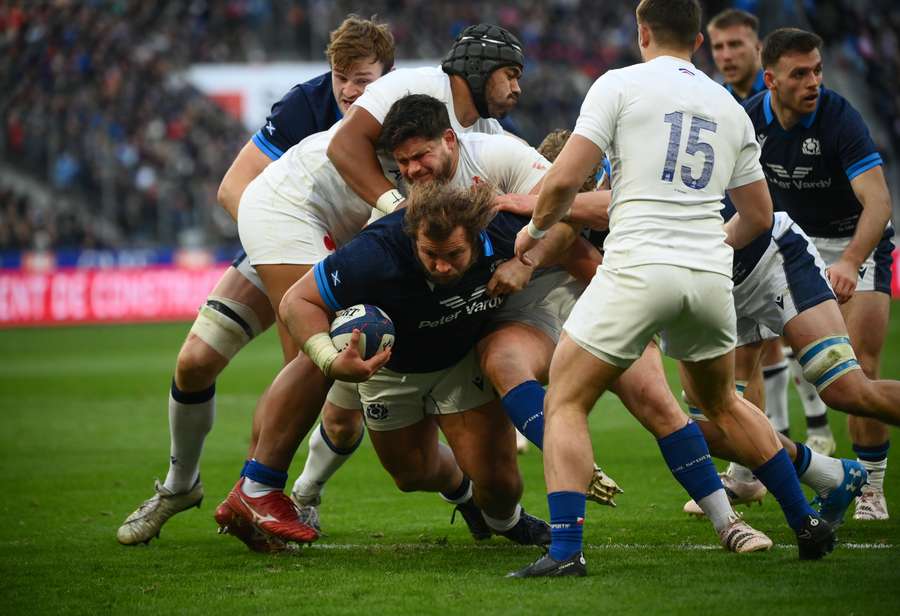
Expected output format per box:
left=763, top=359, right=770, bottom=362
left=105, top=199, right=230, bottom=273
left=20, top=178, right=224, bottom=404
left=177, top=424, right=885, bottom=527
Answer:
left=547, top=491, right=585, bottom=561
left=852, top=440, right=890, bottom=464
left=441, top=476, right=471, bottom=503
left=793, top=442, right=812, bottom=476
left=657, top=421, right=721, bottom=502
left=753, top=449, right=816, bottom=530
left=242, top=458, right=288, bottom=490
left=501, top=380, right=545, bottom=450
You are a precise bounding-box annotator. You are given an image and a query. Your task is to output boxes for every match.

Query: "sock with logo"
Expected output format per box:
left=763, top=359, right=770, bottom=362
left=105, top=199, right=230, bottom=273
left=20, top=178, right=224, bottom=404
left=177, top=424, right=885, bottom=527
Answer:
left=292, top=422, right=364, bottom=505
left=501, top=380, right=545, bottom=450
left=753, top=448, right=817, bottom=530
left=657, top=421, right=731, bottom=531
left=763, top=359, right=791, bottom=436
left=854, top=441, right=889, bottom=492
left=547, top=491, right=586, bottom=561
left=164, top=379, right=215, bottom=493
left=241, top=459, right=287, bottom=498
left=793, top=441, right=844, bottom=497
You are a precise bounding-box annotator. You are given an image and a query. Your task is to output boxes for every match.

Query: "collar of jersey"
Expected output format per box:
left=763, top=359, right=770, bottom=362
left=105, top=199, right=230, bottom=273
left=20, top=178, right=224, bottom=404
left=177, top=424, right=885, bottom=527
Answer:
left=479, top=231, right=494, bottom=257
left=725, top=69, right=765, bottom=101
left=763, top=89, right=819, bottom=130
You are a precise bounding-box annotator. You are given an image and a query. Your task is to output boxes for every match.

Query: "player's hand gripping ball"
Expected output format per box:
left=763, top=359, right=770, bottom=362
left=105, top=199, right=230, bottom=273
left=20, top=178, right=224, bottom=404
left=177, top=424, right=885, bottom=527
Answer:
left=330, top=304, right=395, bottom=359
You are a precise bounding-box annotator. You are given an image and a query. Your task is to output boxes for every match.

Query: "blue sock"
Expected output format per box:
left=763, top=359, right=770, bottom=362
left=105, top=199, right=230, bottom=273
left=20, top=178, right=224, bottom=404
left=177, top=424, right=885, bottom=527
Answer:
left=793, top=442, right=812, bottom=476
left=852, top=440, right=890, bottom=464
left=547, top=491, right=585, bottom=561
left=656, top=421, right=722, bottom=502
left=501, top=380, right=545, bottom=449
left=753, top=449, right=816, bottom=530
left=242, top=458, right=288, bottom=490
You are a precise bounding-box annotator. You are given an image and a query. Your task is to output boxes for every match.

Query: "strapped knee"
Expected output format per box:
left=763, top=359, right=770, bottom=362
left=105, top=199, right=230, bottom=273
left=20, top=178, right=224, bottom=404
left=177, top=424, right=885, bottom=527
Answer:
left=189, top=295, right=265, bottom=359
left=797, top=336, right=860, bottom=393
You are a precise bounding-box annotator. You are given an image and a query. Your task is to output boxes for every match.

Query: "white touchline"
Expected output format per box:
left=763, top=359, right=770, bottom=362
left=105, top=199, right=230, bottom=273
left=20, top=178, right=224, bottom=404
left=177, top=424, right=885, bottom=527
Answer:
left=302, top=542, right=893, bottom=551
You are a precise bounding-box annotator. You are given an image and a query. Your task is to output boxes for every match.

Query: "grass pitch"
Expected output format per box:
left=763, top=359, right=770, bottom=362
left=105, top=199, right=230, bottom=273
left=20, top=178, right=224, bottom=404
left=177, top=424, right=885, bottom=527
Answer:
left=2, top=312, right=899, bottom=615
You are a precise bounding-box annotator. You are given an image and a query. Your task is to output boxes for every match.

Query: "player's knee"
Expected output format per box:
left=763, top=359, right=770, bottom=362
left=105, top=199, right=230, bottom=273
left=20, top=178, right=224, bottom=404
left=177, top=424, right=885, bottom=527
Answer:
left=797, top=335, right=862, bottom=404
left=175, top=337, right=225, bottom=390
left=390, top=469, right=430, bottom=493
left=321, top=407, right=364, bottom=449
left=189, top=295, right=265, bottom=362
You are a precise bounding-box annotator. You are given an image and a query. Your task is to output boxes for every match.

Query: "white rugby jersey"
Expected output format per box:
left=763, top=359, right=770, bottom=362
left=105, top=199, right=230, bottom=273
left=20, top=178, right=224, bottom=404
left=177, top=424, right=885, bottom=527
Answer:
left=573, top=55, right=764, bottom=276
left=445, top=132, right=549, bottom=194
left=259, top=122, right=399, bottom=247
left=352, top=66, right=505, bottom=135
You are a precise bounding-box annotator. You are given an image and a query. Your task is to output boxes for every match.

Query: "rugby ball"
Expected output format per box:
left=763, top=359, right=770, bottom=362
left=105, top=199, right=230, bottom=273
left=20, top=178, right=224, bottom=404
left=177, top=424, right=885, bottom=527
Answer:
left=330, top=304, right=395, bottom=360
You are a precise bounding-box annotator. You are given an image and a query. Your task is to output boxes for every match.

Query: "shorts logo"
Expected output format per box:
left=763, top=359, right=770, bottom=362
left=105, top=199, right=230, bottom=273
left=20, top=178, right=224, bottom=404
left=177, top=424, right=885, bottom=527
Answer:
left=472, top=375, right=484, bottom=390
left=365, top=403, right=389, bottom=421
left=774, top=294, right=784, bottom=310
left=802, top=138, right=821, bottom=156
left=858, top=266, right=868, bottom=280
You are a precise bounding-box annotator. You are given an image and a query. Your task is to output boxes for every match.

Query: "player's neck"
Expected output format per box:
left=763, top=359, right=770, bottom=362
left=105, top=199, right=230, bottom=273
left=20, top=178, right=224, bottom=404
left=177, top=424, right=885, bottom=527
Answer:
left=769, top=92, right=803, bottom=131
left=642, top=46, right=693, bottom=64
left=730, top=67, right=760, bottom=100
left=449, top=75, right=481, bottom=128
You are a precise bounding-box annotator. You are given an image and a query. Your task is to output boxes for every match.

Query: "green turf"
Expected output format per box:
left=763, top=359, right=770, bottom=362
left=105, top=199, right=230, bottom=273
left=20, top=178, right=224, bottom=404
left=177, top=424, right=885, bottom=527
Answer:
left=2, top=312, right=899, bottom=615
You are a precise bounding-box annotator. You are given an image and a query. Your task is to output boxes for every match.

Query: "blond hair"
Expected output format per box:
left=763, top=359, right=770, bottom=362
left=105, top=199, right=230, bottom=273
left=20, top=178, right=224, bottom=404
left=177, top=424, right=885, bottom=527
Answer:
left=326, top=15, right=395, bottom=73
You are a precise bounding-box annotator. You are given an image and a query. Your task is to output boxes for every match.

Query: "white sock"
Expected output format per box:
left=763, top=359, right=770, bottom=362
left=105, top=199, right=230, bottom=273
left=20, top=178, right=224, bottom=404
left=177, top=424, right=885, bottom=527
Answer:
left=859, top=458, right=887, bottom=492
left=788, top=357, right=830, bottom=431
left=697, top=489, right=736, bottom=532
left=482, top=503, right=522, bottom=532
left=163, top=382, right=215, bottom=493
left=241, top=477, right=278, bottom=498
left=799, top=450, right=844, bottom=497
left=726, top=462, right=755, bottom=483
left=762, top=359, right=791, bottom=434
left=291, top=423, right=362, bottom=504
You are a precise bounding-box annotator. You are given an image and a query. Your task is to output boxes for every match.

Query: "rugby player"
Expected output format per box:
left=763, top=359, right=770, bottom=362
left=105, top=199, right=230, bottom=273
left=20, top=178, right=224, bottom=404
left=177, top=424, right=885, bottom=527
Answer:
left=116, top=16, right=395, bottom=546
left=707, top=8, right=766, bottom=103
left=510, top=0, right=834, bottom=577
left=746, top=28, right=895, bottom=521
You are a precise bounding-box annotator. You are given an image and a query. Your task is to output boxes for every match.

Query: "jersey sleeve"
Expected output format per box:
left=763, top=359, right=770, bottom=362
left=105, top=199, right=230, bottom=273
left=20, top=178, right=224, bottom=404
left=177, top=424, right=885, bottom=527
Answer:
left=486, top=211, right=529, bottom=258
left=312, top=235, right=392, bottom=312
left=572, top=72, right=624, bottom=153
left=835, top=103, right=883, bottom=180
left=350, top=69, right=415, bottom=125
left=481, top=136, right=549, bottom=194
left=727, top=112, right=765, bottom=189
left=251, top=86, right=319, bottom=161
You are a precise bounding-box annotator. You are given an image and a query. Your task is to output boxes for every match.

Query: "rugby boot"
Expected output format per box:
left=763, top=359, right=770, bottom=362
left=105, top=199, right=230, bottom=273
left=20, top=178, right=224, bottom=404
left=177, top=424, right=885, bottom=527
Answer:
left=117, top=479, right=203, bottom=545
left=805, top=433, right=837, bottom=457
left=587, top=464, right=623, bottom=507
left=812, top=459, right=867, bottom=527
left=796, top=514, right=835, bottom=560
left=854, top=486, right=890, bottom=521
left=497, top=510, right=552, bottom=547
left=214, top=479, right=318, bottom=552
left=717, top=515, right=773, bottom=553
left=507, top=551, right=587, bottom=578
left=290, top=491, right=323, bottom=534
left=683, top=471, right=766, bottom=516
left=450, top=498, right=492, bottom=541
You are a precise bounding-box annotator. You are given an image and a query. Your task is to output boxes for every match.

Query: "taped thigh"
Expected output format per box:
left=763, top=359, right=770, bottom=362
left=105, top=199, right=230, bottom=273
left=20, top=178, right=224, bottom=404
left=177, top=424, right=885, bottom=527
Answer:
left=796, top=335, right=861, bottom=392
left=189, top=295, right=265, bottom=359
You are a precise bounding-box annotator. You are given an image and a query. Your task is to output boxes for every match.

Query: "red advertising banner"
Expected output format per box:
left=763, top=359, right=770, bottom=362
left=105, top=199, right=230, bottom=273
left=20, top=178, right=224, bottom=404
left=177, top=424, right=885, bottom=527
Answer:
left=0, top=266, right=227, bottom=327
left=894, top=248, right=900, bottom=297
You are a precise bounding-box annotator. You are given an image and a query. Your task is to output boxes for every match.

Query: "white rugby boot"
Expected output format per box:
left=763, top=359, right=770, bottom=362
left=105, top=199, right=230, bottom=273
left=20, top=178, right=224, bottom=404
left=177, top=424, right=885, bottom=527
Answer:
left=718, top=515, right=773, bottom=553
left=683, top=471, right=767, bottom=516
left=805, top=433, right=837, bottom=457
left=117, top=479, right=203, bottom=545
left=854, top=486, right=890, bottom=521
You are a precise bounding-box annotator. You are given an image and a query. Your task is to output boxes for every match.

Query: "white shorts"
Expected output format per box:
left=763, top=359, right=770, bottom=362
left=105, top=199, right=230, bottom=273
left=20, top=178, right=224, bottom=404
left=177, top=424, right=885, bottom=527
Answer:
left=231, top=250, right=266, bottom=292
left=810, top=230, right=895, bottom=295
left=735, top=219, right=834, bottom=346
left=237, top=176, right=373, bottom=266
left=358, top=350, right=495, bottom=431
left=325, top=379, right=363, bottom=411
left=565, top=263, right=736, bottom=368
left=487, top=269, right=575, bottom=342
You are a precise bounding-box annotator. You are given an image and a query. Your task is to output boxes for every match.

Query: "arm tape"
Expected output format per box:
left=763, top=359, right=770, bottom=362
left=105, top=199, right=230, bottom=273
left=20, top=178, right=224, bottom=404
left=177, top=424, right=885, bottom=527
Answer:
left=303, top=332, right=340, bottom=377
left=376, top=189, right=405, bottom=214
left=526, top=219, right=548, bottom=239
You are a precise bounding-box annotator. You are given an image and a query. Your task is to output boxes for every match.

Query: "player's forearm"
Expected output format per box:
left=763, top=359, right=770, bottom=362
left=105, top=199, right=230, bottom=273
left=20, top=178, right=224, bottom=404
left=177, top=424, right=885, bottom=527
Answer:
left=327, top=131, right=393, bottom=207
left=532, top=175, right=580, bottom=232
left=527, top=221, right=579, bottom=267
left=726, top=179, right=774, bottom=249
left=843, top=186, right=891, bottom=267
left=567, top=191, right=611, bottom=230
left=279, top=278, right=332, bottom=348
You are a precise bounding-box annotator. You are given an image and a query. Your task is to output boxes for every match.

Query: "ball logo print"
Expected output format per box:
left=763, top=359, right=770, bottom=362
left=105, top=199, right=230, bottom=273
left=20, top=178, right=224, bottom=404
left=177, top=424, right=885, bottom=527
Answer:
left=330, top=304, right=395, bottom=360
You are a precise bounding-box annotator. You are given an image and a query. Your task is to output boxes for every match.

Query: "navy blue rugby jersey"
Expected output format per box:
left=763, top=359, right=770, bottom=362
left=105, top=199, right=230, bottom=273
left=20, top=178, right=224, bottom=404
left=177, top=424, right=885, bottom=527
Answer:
left=743, top=87, right=883, bottom=238
left=720, top=196, right=773, bottom=285
left=313, top=210, right=529, bottom=373
left=725, top=69, right=766, bottom=104
left=251, top=72, right=342, bottom=161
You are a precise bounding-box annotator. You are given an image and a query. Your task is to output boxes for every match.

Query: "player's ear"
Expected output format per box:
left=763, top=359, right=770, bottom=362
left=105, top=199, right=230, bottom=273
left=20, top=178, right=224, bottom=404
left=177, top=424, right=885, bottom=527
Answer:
left=443, top=128, right=457, bottom=148
left=763, top=69, right=776, bottom=90
left=692, top=32, right=704, bottom=54
left=637, top=22, right=650, bottom=49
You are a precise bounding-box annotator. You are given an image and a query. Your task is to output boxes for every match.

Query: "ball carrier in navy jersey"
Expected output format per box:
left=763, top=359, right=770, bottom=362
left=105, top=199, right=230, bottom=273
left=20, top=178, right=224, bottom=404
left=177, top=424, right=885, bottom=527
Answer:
left=511, top=0, right=834, bottom=577
left=742, top=28, right=896, bottom=522
left=116, top=16, right=395, bottom=546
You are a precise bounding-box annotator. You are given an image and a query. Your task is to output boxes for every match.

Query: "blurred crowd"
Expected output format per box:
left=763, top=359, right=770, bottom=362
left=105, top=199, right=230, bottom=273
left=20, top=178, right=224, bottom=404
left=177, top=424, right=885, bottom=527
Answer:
left=1, top=0, right=894, bottom=251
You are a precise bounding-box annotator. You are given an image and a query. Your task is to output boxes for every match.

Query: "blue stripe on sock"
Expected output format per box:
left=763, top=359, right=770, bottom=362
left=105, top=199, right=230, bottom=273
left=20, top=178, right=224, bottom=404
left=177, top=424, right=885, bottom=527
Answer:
left=242, top=458, right=288, bottom=489
left=753, top=449, right=816, bottom=530
left=793, top=442, right=812, bottom=476
left=319, top=422, right=365, bottom=456
left=501, top=380, right=545, bottom=450
left=853, top=440, right=890, bottom=462
left=170, top=379, right=215, bottom=404
left=657, top=421, right=721, bottom=502
left=548, top=491, right=585, bottom=561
